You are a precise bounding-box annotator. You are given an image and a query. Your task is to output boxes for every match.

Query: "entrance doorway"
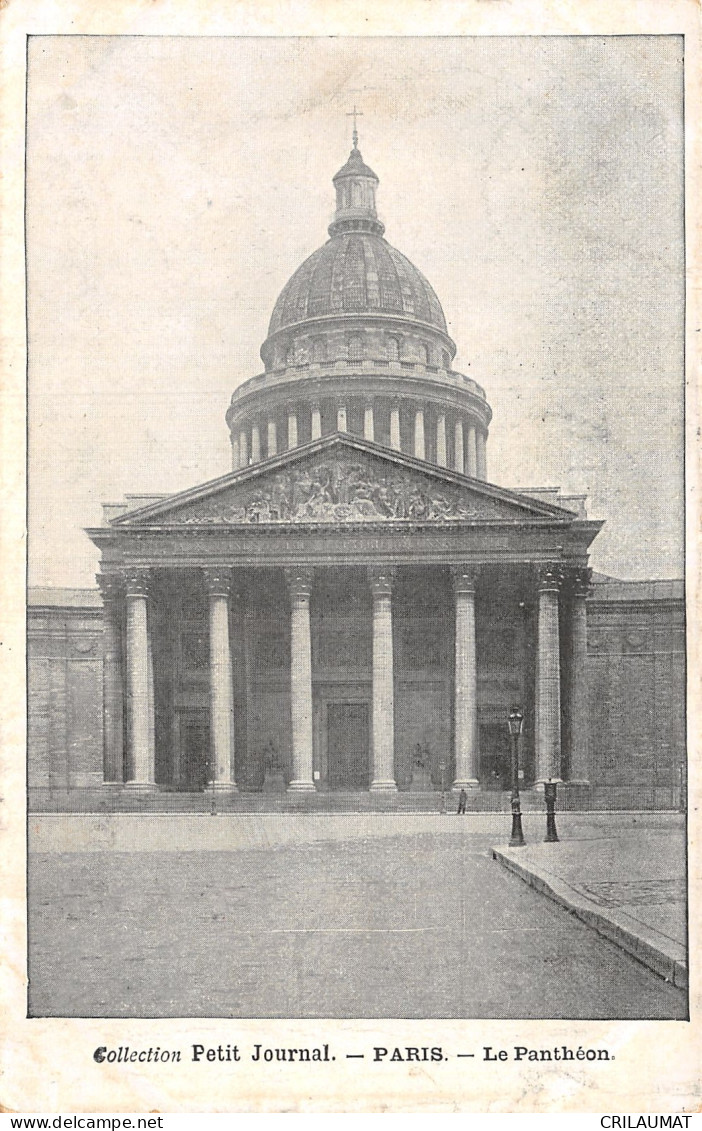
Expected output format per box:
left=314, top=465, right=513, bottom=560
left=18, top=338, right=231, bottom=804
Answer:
left=327, top=703, right=370, bottom=790
left=177, top=711, right=210, bottom=791
left=479, top=723, right=512, bottom=791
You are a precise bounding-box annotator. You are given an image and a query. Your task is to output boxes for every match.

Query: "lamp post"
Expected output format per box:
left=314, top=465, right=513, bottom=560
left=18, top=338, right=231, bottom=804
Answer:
left=508, top=705, right=525, bottom=847
left=439, top=759, right=447, bottom=814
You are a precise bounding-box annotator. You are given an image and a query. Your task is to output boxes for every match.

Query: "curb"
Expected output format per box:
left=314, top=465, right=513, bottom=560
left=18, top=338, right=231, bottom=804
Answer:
left=492, top=847, right=687, bottom=991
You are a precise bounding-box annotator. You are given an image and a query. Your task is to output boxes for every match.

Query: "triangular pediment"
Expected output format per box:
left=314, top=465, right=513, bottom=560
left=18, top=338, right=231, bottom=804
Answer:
left=112, top=435, right=579, bottom=527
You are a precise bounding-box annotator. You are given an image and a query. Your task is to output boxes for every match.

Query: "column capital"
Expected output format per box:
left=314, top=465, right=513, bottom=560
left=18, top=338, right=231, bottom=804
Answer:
left=537, top=562, right=565, bottom=593
left=567, top=566, right=593, bottom=598
left=284, top=567, right=314, bottom=600
left=123, top=568, right=151, bottom=598
left=368, top=566, right=394, bottom=597
left=203, top=567, right=232, bottom=597
left=451, top=565, right=480, bottom=595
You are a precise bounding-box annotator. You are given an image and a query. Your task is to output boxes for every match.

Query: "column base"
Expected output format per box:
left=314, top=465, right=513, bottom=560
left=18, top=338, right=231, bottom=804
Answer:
left=370, top=780, right=398, bottom=792
left=287, top=780, right=316, bottom=792
left=452, top=779, right=480, bottom=792
left=212, top=781, right=239, bottom=793
left=124, top=781, right=158, bottom=791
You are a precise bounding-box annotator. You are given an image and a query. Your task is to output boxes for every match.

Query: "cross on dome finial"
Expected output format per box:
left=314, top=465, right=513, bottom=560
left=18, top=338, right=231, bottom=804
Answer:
left=346, top=104, right=363, bottom=149
left=329, top=128, right=383, bottom=237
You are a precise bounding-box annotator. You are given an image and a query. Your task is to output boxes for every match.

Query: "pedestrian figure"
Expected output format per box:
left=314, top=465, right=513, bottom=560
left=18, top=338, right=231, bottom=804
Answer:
left=457, top=788, right=467, bottom=815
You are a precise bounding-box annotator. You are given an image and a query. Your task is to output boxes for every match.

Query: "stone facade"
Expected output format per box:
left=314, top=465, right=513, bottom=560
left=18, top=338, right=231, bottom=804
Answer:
left=586, top=577, right=686, bottom=809
left=28, top=590, right=104, bottom=792
left=27, top=138, right=686, bottom=811
left=27, top=571, right=685, bottom=808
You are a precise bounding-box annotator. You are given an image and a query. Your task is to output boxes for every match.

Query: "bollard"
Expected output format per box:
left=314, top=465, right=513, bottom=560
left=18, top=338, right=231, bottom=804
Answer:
left=509, top=789, right=525, bottom=847
left=544, top=780, right=559, bottom=842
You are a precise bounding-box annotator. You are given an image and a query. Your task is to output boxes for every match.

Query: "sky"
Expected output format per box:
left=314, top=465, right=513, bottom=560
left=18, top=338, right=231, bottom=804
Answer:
left=26, top=35, right=684, bottom=586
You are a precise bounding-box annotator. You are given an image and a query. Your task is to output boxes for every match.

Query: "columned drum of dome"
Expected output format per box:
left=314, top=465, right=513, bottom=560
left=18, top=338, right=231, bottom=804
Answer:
left=227, top=141, right=492, bottom=479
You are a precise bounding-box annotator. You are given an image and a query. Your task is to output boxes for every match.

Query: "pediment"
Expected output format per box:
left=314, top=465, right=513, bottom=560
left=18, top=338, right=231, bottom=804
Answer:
left=113, top=436, right=577, bottom=527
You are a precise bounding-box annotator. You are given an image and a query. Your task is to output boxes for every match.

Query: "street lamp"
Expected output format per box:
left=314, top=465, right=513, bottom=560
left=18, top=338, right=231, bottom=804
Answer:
left=439, top=759, right=447, bottom=815
left=508, top=705, right=525, bottom=847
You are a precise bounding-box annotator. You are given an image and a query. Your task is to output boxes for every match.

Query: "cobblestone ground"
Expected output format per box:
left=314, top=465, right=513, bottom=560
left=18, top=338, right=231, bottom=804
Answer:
left=28, top=828, right=686, bottom=1018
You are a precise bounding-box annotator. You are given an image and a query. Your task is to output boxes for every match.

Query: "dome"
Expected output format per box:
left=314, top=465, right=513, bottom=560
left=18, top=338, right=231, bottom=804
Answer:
left=229, top=137, right=491, bottom=483
left=267, top=233, right=449, bottom=336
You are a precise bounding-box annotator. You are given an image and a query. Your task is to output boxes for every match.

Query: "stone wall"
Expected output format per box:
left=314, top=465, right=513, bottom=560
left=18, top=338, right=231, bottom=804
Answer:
left=586, top=578, right=685, bottom=808
left=28, top=590, right=104, bottom=793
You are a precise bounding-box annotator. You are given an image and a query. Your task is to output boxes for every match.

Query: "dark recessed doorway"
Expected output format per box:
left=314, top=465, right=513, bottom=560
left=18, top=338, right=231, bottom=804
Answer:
left=327, top=702, right=370, bottom=791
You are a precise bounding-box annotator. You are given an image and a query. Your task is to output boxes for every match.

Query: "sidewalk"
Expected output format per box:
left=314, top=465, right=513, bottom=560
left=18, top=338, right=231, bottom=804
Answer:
left=492, top=815, right=687, bottom=989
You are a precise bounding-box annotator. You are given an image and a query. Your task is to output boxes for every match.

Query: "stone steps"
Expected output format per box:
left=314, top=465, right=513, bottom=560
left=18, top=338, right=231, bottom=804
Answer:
left=28, top=788, right=597, bottom=814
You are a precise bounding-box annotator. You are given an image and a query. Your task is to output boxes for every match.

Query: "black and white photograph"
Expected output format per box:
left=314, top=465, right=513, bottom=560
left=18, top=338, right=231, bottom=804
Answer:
left=6, top=16, right=698, bottom=1113
left=24, top=34, right=687, bottom=1024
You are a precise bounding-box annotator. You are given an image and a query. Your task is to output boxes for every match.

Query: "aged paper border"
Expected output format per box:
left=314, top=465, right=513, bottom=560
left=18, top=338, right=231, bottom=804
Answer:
left=2, top=0, right=700, bottom=1114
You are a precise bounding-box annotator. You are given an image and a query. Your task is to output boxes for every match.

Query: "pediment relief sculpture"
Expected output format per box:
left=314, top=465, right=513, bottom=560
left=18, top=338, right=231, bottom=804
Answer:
left=164, top=457, right=518, bottom=526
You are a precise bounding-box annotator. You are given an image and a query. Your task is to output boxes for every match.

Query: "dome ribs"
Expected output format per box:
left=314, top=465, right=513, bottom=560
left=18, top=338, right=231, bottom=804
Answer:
left=342, top=236, right=367, bottom=312
left=362, top=237, right=381, bottom=309
left=307, top=243, right=335, bottom=319
left=266, top=236, right=448, bottom=338
left=329, top=238, right=346, bottom=313
left=291, top=254, right=317, bottom=323
left=375, top=240, right=403, bottom=314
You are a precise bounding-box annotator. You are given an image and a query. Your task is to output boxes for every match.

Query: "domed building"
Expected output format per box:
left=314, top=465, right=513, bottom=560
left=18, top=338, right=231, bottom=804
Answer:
left=27, top=135, right=686, bottom=813
left=226, top=141, right=490, bottom=481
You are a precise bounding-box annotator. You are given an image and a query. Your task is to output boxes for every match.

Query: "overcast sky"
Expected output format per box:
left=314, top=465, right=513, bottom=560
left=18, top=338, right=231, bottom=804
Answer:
left=26, top=35, right=684, bottom=586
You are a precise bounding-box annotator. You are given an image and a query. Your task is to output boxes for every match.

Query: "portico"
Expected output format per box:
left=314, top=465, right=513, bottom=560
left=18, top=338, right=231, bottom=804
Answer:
left=89, top=433, right=600, bottom=801
left=83, top=138, right=605, bottom=808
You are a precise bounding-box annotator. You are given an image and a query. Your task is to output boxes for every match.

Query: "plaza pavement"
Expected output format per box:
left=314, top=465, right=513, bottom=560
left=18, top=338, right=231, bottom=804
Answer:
left=27, top=811, right=687, bottom=1019
left=492, top=813, right=687, bottom=989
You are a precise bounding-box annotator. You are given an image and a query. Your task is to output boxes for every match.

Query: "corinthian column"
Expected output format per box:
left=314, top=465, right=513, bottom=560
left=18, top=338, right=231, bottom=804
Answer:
left=567, top=568, right=592, bottom=784
left=239, top=428, right=249, bottom=468
left=454, top=420, right=464, bottom=473
left=476, top=430, right=488, bottom=480
left=466, top=424, right=477, bottom=477
left=452, top=566, right=480, bottom=790
left=311, top=403, right=322, bottom=441
left=205, top=568, right=237, bottom=791
left=368, top=568, right=397, bottom=791
left=436, top=413, right=447, bottom=467
left=250, top=423, right=261, bottom=464
left=285, top=569, right=316, bottom=791
left=535, top=564, right=564, bottom=784
left=124, top=570, right=155, bottom=789
left=98, top=573, right=124, bottom=784
left=390, top=402, right=401, bottom=451
left=267, top=418, right=278, bottom=457
left=414, top=407, right=426, bottom=460
left=364, top=401, right=375, bottom=442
